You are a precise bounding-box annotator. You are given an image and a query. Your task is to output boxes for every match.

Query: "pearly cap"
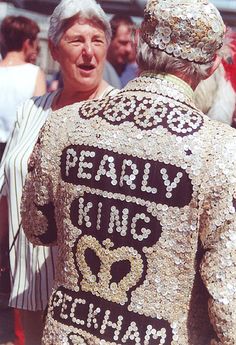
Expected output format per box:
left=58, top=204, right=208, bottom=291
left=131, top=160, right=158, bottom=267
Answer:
left=140, top=0, right=225, bottom=63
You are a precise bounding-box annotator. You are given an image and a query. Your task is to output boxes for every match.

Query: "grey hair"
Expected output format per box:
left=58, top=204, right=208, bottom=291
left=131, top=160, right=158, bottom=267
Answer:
left=48, top=0, right=112, bottom=46
left=136, top=36, right=215, bottom=85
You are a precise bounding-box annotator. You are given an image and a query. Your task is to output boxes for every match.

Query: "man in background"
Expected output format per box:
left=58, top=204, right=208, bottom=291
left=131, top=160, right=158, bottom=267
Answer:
left=104, top=14, right=135, bottom=88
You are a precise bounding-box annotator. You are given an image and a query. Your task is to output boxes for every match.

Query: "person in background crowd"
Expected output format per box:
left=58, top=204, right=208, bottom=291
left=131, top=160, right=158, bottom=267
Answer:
left=21, top=0, right=236, bottom=344
left=120, top=28, right=139, bottom=87
left=0, top=15, right=46, bottom=345
left=26, top=45, right=40, bottom=65
left=0, top=15, right=46, bottom=160
left=0, top=0, right=116, bottom=344
left=194, top=28, right=236, bottom=125
left=47, top=70, right=64, bottom=92
left=104, top=14, right=134, bottom=88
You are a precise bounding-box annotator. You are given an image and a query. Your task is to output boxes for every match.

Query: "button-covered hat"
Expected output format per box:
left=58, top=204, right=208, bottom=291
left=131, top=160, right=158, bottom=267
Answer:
left=140, top=0, right=225, bottom=63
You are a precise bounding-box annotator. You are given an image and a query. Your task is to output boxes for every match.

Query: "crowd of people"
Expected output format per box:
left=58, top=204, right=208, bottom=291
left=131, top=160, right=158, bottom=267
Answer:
left=0, top=0, right=236, bottom=344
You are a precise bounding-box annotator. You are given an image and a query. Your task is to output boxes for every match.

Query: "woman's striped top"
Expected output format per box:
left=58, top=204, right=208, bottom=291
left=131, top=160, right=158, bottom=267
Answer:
left=0, top=86, right=117, bottom=310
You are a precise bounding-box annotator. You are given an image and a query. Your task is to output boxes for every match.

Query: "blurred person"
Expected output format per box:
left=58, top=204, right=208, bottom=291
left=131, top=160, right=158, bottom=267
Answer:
left=0, top=15, right=45, bottom=345
left=0, top=15, right=46, bottom=160
left=194, top=62, right=236, bottom=125
left=104, top=14, right=134, bottom=88
left=222, top=28, right=236, bottom=94
left=0, top=0, right=116, bottom=344
left=103, top=58, right=121, bottom=89
left=47, top=70, right=64, bottom=92
left=26, top=45, right=40, bottom=64
left=107, top=14, right=134, bottom=75
left=120, top=31, right=139, bottom=87
left=21, top=1, right=236, bottom=345
left=194, top=28, right=236, bottom=125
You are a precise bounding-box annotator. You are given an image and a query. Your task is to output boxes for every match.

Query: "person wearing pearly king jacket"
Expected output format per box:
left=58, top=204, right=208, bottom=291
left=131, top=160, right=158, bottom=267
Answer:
left=21, top=0, right=236, bottom=344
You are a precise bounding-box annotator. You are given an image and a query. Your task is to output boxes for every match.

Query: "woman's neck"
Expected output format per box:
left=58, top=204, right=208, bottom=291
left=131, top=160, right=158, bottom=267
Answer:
left=0, top=51, right=26, bottom=67
left=52, top=80, right=109, bottom=111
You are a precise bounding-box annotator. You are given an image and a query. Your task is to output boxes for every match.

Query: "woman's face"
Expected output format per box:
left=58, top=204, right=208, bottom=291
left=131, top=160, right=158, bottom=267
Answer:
left=51, top=17, right=108, bottom=93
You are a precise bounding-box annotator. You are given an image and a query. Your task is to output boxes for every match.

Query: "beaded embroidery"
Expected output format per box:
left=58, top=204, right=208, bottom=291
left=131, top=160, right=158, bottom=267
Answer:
left=140, top=0, right=225, bottom=63
left=21, top=73, right=236, bottom=344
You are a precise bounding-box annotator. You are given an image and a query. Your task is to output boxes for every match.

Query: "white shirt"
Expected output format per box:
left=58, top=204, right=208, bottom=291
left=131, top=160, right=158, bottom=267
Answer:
left=0, top=63, right=39, bottom=143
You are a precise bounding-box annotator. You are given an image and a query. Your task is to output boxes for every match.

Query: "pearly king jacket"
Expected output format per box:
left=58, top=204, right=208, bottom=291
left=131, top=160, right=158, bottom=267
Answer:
left=21, top=73, right=236, bottom=345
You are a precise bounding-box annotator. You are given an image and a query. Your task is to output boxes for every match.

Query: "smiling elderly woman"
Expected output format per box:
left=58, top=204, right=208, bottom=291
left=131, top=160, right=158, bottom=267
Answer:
left=0, top=0, right=116, bottom=344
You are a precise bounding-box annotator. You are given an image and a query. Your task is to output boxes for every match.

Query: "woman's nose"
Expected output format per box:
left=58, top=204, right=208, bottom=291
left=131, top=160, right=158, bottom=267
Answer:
left=82, top=42, right=93, bottom=58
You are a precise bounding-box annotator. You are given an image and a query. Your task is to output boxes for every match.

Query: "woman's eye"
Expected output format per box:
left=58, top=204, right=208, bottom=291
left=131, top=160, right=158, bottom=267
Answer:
left=93, top=39, right=104, bottom=44
left=69, top=38, right=83, bottom=44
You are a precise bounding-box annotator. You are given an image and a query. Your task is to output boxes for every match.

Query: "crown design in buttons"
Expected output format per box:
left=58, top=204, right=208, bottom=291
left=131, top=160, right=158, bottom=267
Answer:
left=76, top=236, right=144, bottom=305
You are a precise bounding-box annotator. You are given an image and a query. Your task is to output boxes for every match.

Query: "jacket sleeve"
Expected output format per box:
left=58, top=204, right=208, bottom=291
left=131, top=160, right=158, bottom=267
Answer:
left=199, top=163, right=236, bottom=344
left=21, top=129, right=58, bottom=246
